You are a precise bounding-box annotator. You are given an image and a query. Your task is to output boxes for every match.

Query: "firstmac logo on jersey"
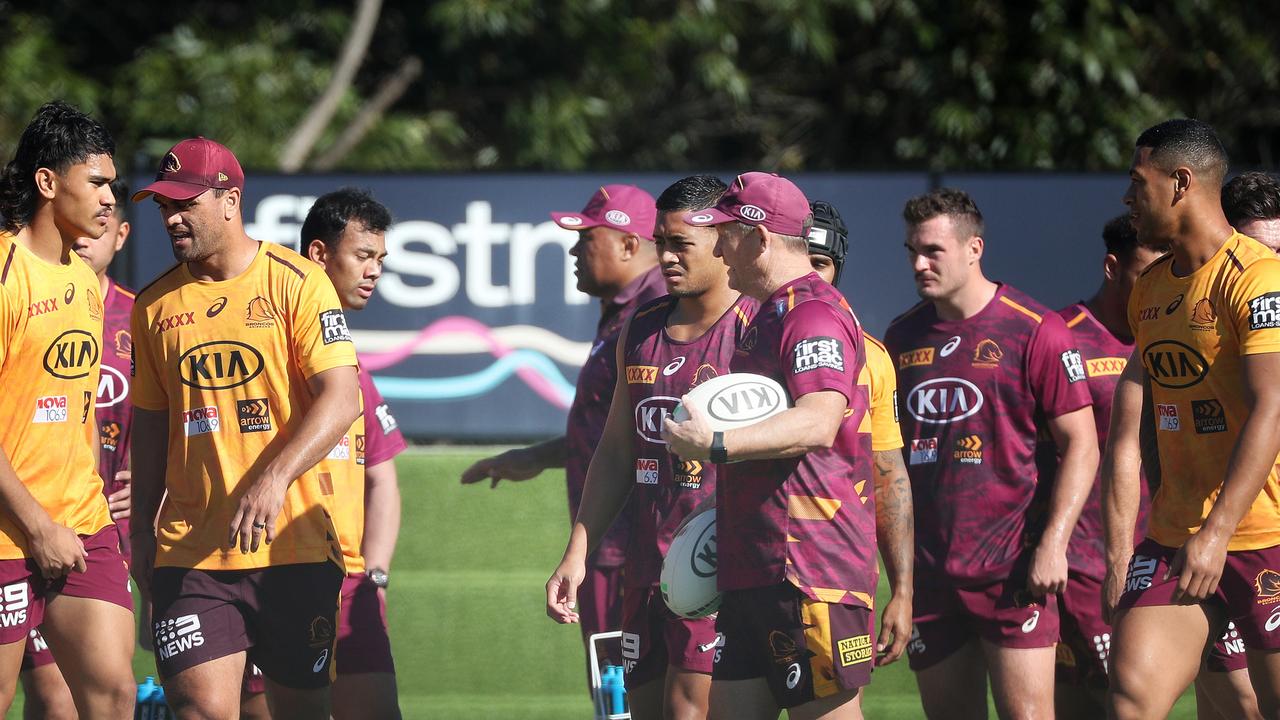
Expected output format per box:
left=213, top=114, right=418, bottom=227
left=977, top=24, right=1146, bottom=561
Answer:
left=1061, top=350, right=1086, bottom=383
left=1250, top=293, right=1280, bottom=330
left=792, top=336, right=843, bottom=374
left=31, top=396, right=68, bottom=424
left=319, top=309, right=352, bottom=345
left=375, top=403, right=399, bottom=434
left=181, top=406, right=220, bottom=436
left=155, top=615, right=204, bottom=661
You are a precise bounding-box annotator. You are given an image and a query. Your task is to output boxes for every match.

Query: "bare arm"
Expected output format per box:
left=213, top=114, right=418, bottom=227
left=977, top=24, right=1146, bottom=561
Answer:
left=129, top=408, right=168, bottom=597
left=0, top=447, right=86, bottom=578
left=1101, top=350, right=1145, bottom=622
left=360, top=458, right=401, bottom=571
left=229, top=365, right=361, bottom=552
left=1173, top=351, right=1280, bottom=601
left=459, top=435, right=567, bottom=487
left=662, top=390, right=848, bottom=462
left=874, top=447, right=913, bottom=665
left=548, top=318, right=636, bottom=623
left=1028, top=405, right=1100, bottom=595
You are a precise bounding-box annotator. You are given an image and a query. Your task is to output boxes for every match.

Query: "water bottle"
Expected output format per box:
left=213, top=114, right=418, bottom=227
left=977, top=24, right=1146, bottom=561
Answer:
left=134, top=677, right=157, bottom=720
left=605, top=664, right=626, bottom=715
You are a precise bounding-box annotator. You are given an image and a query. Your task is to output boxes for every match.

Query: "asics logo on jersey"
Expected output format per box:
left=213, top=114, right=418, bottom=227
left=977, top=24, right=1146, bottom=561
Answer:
left=27, top=297, right=57, bottom=318
left=940, top=336, right=962, bottom=357
left=1165, top=293, right=1184, bottom=314
left=154, top=312, right=195, bottom=332
left=96, top=365, right=129, bottom=407
left=43, top=330, right=99, bottom=380
left=63, top=283, right=75, bottom=305
left=313, top=649, right=329, bottom=673
left=178, top=341, right=265, bottom=390
left=663, top=356, right=686, bottom=375
left=1143, top=340, right=1208, bottom=389
left=635, top=396, right=680, bottom=444
left=1021, top=610, right=1041, bottom=633
left=1267, top=609, right=1280, bottom=633
left=907, top=378, right=983, bottom=424
left=207, top=296, right=228, bottom=317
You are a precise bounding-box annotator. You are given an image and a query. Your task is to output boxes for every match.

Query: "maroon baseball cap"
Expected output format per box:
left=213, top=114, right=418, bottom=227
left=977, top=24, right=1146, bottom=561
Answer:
left=132, top=137, right=245, bottom=202
left=684, top=172, right=812, bottom=236
left=551, top=184, right=657, bottom=240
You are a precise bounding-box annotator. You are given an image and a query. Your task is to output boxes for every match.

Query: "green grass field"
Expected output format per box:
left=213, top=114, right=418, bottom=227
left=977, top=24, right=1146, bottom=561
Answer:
left=8, top=448, right=1199, bottom=718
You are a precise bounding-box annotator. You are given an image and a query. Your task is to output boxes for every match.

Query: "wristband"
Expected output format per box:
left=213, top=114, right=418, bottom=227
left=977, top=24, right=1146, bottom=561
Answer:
left=710, top=431, right=728, bottom=464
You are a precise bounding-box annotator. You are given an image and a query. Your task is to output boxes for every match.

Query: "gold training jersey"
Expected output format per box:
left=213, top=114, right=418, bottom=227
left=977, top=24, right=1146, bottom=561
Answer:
left=1129, top=232, right=1280, bottom=550
left=863, top=332, right=904, bottom=453
left=0, top=234, right=112, bottom=559
left=131, top=242, right=357, bottom=570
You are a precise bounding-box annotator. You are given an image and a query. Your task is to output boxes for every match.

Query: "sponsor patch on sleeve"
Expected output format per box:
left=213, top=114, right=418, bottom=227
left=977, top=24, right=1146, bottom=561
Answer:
left=319, top=309, right=353, bottom=345
left=792, top=336, right=845, bottom=375
left=1249, top=292, right=1280, bottom=330
left=1061, top=349, right=1086, bottom=383
left=375, top=403, right=399, bottom=434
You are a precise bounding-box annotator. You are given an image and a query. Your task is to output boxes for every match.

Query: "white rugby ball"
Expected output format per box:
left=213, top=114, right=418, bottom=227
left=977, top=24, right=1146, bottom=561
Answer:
left=661, top=508, right=720, bottom=619
left=672, top=373, right=790, bottom=432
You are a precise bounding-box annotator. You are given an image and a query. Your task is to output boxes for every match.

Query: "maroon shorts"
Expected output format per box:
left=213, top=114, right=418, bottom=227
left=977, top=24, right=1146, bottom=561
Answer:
left=335, top=573, right=395, bottom=675
left=1117, top=538, right=1280, bottom=653
left=151, top=562, right=343, bottom=689
left=620, top=585, right=717, bottom=688
left=712, top=582, right=873, bottom=709
left=908, top=571, right=1059, bottom=671
left=1205, top=622, right=1250, bottom=673
left=0, top=526, right=132, bottom=646
left=1055, top=571, right=1112, bottom=687
left=242, top=662, right=265, bottom=695
left=578, top=563, right=625, bottom=655
left=20, top=629, right=54, bottom=671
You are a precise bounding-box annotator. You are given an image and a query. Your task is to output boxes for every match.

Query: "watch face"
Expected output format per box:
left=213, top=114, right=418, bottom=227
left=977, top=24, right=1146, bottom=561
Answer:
left=369, top=569, right=389, bottom=587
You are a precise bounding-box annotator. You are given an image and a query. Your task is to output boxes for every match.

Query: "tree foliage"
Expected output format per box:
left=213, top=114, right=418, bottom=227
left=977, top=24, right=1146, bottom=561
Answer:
left=1, top=0, right=1277, bottom=173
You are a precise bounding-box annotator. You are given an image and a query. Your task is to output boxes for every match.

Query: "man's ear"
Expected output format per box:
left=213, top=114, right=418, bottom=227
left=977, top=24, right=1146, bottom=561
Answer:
left=306, top=238, right=328, bottom=266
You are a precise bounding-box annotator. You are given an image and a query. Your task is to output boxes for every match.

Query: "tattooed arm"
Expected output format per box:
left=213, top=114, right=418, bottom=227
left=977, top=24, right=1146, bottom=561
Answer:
left=874, top=448, right=914, bottom=665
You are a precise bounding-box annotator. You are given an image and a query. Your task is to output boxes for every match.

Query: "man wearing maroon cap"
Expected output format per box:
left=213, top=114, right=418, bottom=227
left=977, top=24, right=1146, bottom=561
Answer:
left=130, top=137, right=360, bottom=718
left=665, top=172, right=878, bottom=719
left=462, top=184, right=663, bottom=682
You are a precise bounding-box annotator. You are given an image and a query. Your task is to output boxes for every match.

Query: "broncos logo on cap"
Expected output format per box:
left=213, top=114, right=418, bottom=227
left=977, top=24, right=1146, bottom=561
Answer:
left=160, top=152, right=181, bottom=174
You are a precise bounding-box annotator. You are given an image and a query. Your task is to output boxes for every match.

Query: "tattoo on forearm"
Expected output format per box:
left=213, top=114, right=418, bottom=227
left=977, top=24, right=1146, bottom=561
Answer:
left=874, top=450, right=914, bottom=577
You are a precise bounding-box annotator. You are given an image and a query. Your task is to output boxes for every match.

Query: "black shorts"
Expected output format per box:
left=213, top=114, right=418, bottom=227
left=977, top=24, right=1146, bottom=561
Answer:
left=712, top=582, right=873, bottom=708
left=151, top=562, right=343, bottom=689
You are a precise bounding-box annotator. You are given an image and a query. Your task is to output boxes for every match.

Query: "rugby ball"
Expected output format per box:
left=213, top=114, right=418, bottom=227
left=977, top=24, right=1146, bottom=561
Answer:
left=660, top=508, right=720, bottom=619
left=671, top=373, right=790, bottom=432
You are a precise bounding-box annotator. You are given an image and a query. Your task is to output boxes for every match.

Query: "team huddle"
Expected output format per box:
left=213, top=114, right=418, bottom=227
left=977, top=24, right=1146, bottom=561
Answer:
left=464, top=120, right=1280, bottom=720
left=0, top=102, right=408, bottom=718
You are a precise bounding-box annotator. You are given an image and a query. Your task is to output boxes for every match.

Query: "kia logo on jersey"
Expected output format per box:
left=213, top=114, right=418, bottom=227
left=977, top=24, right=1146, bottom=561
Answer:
left=178, top=340, right=265, bottom=391
left=634, top=396, right=680, bottom=444
left=1142, top=340, right=1208, bottom=389
left=906, top=377, right=984, bottom=424
left=43, top=330, right=100, bottom=380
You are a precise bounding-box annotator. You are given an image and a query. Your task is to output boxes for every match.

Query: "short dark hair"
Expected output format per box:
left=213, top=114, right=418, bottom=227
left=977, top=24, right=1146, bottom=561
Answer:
left=1102, top=214, right=1169, bottom=260
left=1135, top=119, right=1228, bottom=186
left=1222, top=171, right=1280, bottom=227
left=301, top=187, right=392, bottom=250
left=903, top=188, right=984, bottom=238
left=0, top=101, right=115, bottom=232
left=110, top=178, right=129, bottom=220
left=656, top=175, right=727, bottom=213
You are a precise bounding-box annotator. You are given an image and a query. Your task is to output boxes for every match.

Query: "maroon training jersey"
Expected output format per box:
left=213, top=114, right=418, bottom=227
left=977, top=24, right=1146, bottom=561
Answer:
left=359, top=369, right=407, bottom=468
left=622, top=293, right=758, bottom=588
left=885, top=284, right=1092, bottom=587
left=566, top=267, right=666, bottom=567
left=97, top=278, right=134, bottom=551
left=718, top=273, right=877, bottom=609
left=1035, top=302, right=1149, bottom=581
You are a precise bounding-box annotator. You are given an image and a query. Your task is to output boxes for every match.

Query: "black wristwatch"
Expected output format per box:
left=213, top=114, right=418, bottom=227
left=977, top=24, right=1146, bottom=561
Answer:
left=367, top=567, right=389, bottom=589
left=710, top=431, right=728, bottom=464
